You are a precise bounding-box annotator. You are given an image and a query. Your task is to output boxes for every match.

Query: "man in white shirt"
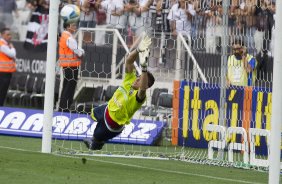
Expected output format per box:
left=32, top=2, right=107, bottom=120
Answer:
left=167, top=0, right=195, bottom=39
left=126, top=0, right=153, bottom=39
left=204, top=0, right=223, bottom=53
left=79, top=0, right=96, bottom=28
left=0, top=28, right=16, bottom=106
left=166, top=0, right=195, bottom=71
left=100, top=0, right=127, bottom=29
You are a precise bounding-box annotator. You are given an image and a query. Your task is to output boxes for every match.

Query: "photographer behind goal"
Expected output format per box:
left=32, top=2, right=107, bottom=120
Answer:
left=227, top=39, right=257, bottom=87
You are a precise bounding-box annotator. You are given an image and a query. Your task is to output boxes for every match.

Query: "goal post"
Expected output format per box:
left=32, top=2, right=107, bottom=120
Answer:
left=42, top=0, right=60, bottom=153
left=269, top=0, right=282, bottom=183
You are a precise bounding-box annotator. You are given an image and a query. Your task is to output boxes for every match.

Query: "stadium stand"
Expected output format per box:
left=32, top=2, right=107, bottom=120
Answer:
left=74, top=85, right=118, bottom=114
left=30, top=77, right=45, bottom=108
left=158, top=92, right=173, bottom=115
left=21, top=76, right=38, bottom=107
left=103, top=85, right=119, bottom=102
left=158, top=92, right=173, bottom=140
left=72, top=86, right=103, bottom=113
left=140, top=87, right=168, bottom=120
left=5, top=74, right=29, bottom=106
left=17, top=75, right=37, bottom=106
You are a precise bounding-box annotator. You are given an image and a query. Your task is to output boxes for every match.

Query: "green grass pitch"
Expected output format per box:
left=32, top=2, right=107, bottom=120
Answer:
left=0, top=135, right=276, bottom=184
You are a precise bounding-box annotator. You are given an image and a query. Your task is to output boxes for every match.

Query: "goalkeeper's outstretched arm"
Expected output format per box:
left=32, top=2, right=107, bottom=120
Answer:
left=125, top=34, right=153, bottom=100
left=137, top=48, right=151, bottom=100
left=125, top=34, right=152, bottom=73
left=125, top=49, right=138, bottom=73
left=137, top=69, right=149, bottom=100
left=124, top=48, right=149, bottom=99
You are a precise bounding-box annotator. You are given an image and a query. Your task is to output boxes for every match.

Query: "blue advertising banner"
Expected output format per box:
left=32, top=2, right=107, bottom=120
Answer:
left=251, top=87, right=272, bottom=155
left=0, top=107, right=164, bottom=145
left=178, top=81, right=221, bottom=148
left=177, top=81, right=273, bottom=156
left=225, top=87, right=245, bottom=128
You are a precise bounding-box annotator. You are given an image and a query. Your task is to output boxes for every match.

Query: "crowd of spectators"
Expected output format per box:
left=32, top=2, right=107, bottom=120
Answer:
left=71, top=0, right=276, bottom=56
left=0, top=0, right=277, bottom=82
left=0, top=0, right=276, bottom=55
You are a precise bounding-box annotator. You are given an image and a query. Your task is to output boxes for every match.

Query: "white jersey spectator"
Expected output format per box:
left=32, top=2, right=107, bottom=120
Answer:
left=100, top=0, right=127, bottom=29
left=167, top=1, right=195, bottom=39
left=127, top=0, right=153, bottom=37
left=204, top=0, right=223, bottom=53
left=24, top=0, right=49, bottom=51
left=152, top=0, right=171, bottom=32
left=79, top=0, right=96, bottom=28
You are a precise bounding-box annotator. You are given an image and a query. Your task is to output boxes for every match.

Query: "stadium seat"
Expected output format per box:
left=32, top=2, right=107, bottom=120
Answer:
left=30, top=77, right=45, bottom=109
left=5, top=74, right=29, bottom=106
left=19, top=76, right=37, bottom=107
left=157, top=92, right=173, bottom=121
left=74, top=85, right=118, bottom=114
left=74, top=86, right=104, bottom=114
left=140, top=88, right=168, bottom=120
left=157, top=92, right=173, bottom=141
left=27, top=77, right=58, bottom=109
left=103, top=85, right=119, bottom=101
left=158, top=92, right=173, bottom=111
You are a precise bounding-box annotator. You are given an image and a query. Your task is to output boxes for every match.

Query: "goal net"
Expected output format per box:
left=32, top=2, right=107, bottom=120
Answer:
left=19, top=0, right=280, bottom=172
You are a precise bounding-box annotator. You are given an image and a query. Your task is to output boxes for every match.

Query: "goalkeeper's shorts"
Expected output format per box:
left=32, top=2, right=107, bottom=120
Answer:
left=92, top=104, right=124, bottom=142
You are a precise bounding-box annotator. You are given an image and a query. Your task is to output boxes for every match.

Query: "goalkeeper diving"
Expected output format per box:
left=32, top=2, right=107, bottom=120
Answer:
left=83, top=34, right=155, bottom=150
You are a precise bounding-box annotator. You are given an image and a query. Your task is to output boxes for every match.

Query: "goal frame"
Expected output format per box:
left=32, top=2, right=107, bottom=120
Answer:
left=42, top=1, right=282, bottom=183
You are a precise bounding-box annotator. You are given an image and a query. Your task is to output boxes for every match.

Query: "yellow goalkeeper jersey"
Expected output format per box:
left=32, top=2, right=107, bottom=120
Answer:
left=107, top=71, right=145, bottom=125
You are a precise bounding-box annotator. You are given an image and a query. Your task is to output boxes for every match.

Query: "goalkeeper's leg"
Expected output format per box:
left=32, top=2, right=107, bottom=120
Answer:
left=83, top=104, right=124, bottom=150
left=83, top=138, right=104, bottom=150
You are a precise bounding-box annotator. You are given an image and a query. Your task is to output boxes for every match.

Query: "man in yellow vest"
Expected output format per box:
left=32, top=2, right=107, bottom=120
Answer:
left=58, top=21, right=85, bottom=112
left=84, top=34, right=155, bottom=150
left=0, top=28, right=16, bottom=106
left=227, top=39, right=257, bottom=87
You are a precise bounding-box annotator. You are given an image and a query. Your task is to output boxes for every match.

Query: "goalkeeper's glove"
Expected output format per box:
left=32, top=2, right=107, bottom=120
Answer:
left=139, top=48, right=150, bottom=72
left=136, top=34, right=152, bottom=53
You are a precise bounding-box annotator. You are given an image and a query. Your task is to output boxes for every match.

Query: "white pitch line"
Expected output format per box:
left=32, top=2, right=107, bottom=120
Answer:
left=0, top=146, right=263, bottom=184
left=0, top=145, right=40, bottom=153
left=55, top=154, right=263, bottom=184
